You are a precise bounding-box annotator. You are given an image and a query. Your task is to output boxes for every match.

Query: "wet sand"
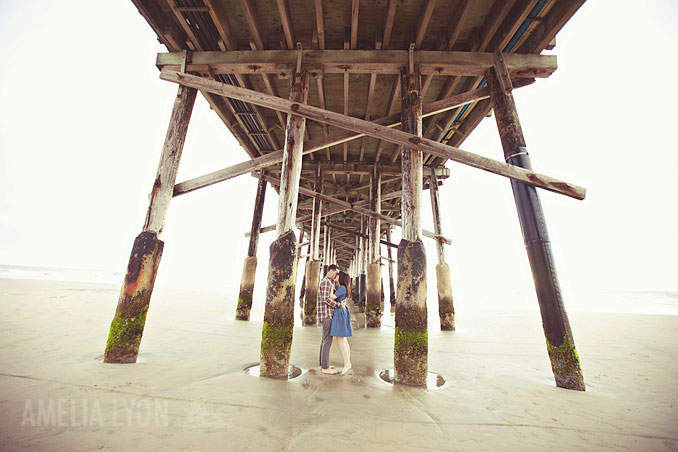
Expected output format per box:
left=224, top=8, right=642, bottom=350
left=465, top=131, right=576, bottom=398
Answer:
left=0, top=278, right=676, bottom=451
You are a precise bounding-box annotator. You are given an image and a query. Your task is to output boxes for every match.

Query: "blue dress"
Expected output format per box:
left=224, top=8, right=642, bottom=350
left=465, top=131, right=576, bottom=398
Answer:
left=330, top=285, right=353, bottom=337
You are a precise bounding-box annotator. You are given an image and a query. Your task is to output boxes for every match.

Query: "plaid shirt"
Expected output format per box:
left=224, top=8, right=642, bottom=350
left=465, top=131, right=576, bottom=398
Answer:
left=317, top=277, right=340, bottom=323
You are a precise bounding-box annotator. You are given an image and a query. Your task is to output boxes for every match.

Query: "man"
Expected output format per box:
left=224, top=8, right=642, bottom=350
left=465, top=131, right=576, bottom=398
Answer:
left=318, top=264, right=345, bottom=375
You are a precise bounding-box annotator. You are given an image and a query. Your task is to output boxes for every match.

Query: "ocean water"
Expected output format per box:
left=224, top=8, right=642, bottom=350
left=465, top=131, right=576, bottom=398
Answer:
left=1, top=264, right=676, bottom=317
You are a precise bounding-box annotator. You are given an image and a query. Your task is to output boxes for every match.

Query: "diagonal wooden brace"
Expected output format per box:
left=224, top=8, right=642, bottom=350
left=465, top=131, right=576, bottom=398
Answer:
left=161, top=70, right=585, bottom=200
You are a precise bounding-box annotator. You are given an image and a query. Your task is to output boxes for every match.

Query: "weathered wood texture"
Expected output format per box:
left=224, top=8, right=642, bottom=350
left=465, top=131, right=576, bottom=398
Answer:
left=368, top=165, right=381, bottom=263
left=104, top=232, right=164, bottom=363
left=400, top=68, right=424, bottom=241
left=487, top=67, right=584, bottom=391
left=247, top=176, right=267, bottom=257
left=258, top=172, right=450, bottom=244
left=366, top=262, right=381, bottom=327
left=311, top=165, right=323, bottom=259
left=428, top=168, right=445, bottom=263
left=386, top=227, right=396, bottom=312
left=260, top=70, right=309, bottom=378
left=161, top=70, right=585, bottom=200
left=143, top=85, right=197, bottom=234
left=156, top=49, right=557, bottom=77
left=276, top=70, right=309, bottom=235
left=172, top=85, right=493, bottom=197
left=236, top=256, right=258, bottom=320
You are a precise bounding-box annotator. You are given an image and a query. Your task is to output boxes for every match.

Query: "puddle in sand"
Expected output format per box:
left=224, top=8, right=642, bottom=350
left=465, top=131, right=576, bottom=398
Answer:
left=95, top=354, right=149, bottom=364
left=244, top=363, right=304, bottom=380
left=377, top=369, right=446, bottom=390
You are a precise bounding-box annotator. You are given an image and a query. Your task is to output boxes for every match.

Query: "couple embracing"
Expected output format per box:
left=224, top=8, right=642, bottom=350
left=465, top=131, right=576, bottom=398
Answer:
left=317, top=265, right=353, bottom=375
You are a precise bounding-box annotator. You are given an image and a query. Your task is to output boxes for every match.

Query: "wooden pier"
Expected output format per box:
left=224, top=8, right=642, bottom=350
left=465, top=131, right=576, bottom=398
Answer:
left=105, top=0, right=587, bottom=390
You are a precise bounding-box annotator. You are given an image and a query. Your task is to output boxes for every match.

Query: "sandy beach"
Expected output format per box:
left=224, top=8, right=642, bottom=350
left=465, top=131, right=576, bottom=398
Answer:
left=0, top=277, right=676, bottom=451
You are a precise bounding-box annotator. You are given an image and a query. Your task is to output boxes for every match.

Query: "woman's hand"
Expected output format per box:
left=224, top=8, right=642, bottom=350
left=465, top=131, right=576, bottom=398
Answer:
left=330, top=293, right=337, bottom=300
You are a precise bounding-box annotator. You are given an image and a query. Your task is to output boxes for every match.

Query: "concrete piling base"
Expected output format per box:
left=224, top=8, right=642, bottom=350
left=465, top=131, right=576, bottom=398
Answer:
left=435, top=263, right=455, bottom=331
left=104, top=231, right=164, bottom=364
left=303, top=260, right=321, bottom=325
left=359, top=273, right=366, bottom=313
left=366, top=263, right=382, bottom=328
left=260, top=231, right=298, bottom=378
left=236, top=256, right=258, bottom=321
left=394, top=239, right=428, bottom=386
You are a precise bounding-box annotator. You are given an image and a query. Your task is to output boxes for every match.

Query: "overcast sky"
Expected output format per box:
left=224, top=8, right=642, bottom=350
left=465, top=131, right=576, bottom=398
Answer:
left=0, top=1, right=676, bottom=308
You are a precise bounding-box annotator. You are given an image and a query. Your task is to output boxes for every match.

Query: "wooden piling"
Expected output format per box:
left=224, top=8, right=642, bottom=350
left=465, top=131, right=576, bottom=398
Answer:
left=358, top=216, right=367, bottom=312
left=236, top=176, right=267, bottom=320
left=487, top=67, right=584, bottom=391
left=386, top=228, right=396, bottom=312
left=104, top=85, right=197, bottom=364
left=394, top=66, right=428, bottom=386
left=366, top=165, right=382, bottom=327
left=260, top=70, right=308, bottom=378
left=303, top=165, right=322, bottom=315
left=303, top=260, right=321, bottom=325
left=429, top=168, right=455, bottom=331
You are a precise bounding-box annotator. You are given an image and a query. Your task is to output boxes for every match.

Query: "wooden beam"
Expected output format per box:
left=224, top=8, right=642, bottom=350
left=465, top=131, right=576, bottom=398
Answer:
left=299, top=162, right=449, bottom=177
left=172, top=84, right=490, bottom=196
left=351, top=0, right=360, bottom=49
left=428, top=167, right=445, bottom=264
left=369, top=164, right=381, bottom=262
left=247, top=176, right=267, bottom=256
left=376, top=76, right=401, bottom=162
left=276, top=70, right=309, bottom=235
left=162, top=71, right=585, bottom=200
left=323, top=222, right=397, bottom=249
left=382, top=0, right=397, bottom=49
left=518, top=0, right=586, bottom=54
left=314, top=0, right=325, bottom=50
left=415, top=0, right=437, bottom=49
left=144, top=85, right=197, bottom=235
left=311, top=165, right=322, bottom=259
left=400, top=67, right=423, bottom=241
left=258, top=172, right=450, bottom=244
left=275, top=0, right=295, bottom=50
left=238, top=0, right=265, bottom=51
left=156, top=50, right=558, bottom=78
left=203, top=0, right=237, bottom=50
left=167, top=0, right=204, bottom=51
left=445, top=0, right=474, bottom=50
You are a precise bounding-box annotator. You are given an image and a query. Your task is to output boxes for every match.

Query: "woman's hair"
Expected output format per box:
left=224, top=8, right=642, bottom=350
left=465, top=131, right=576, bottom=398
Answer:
left=338, top=271, right=351, bottom=293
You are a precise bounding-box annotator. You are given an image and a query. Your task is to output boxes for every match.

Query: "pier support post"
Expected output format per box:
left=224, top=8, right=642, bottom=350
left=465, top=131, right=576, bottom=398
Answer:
left=303, top=260, right=321, bottom=325
left=104, top=85, right=197, bottom=363
left=487, top=67, right=584, bottom=391
left=359, top=217, right=367, bottom=312
left=394, top=66, right=428, bottom=386
left=303, top=165, right=323, bottom=325
left=429, top=168, right=455, bottom=331
left=260, top=70, right=309, bottom=378
left=298, top=230, right=308, bottom=311
left=366, top=165, right=382, bottom=327
left=366, top=263, right=381, bottom=327
left=386, top=228, right=396, bottom=312
left=236, top=176, right=267, bottom=320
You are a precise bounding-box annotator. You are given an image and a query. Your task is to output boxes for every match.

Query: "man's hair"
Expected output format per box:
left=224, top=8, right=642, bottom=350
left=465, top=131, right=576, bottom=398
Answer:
left=327, top=264, right=338, bottom=273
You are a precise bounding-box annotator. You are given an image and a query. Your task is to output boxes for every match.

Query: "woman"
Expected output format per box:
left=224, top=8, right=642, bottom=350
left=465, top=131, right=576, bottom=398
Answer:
left=330, top=271, right=353, bottom=375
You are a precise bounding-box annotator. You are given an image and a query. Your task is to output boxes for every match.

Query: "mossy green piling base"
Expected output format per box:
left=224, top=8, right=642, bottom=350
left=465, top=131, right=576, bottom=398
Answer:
left=104, top=231, right=163, bottom=364
left=436, top=263, right=455, bottom=331
left=236, top=256, right=257, bottom=321
left=547, top=336, right=585, bottom=391
left=303, top=260, right=321, bottom=325
left=366, top=263, right=382, bottom=328
left=394, top=239, right=428, bottom=386
left=260, top=230, right=298, bottom=377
